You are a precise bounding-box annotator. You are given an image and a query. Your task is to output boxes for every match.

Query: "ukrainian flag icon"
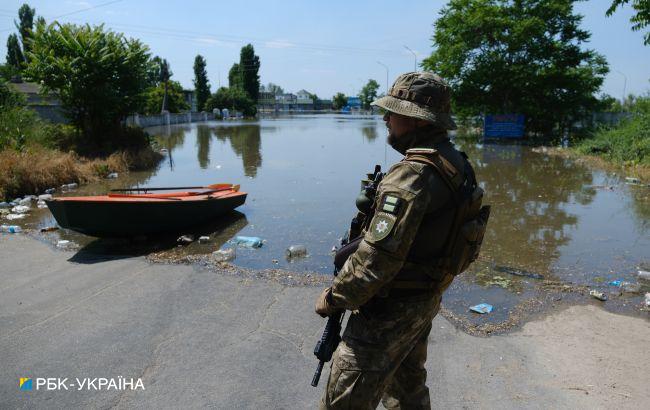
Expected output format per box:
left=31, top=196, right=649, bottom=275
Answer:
left=20, top=378, right=32, bottom=391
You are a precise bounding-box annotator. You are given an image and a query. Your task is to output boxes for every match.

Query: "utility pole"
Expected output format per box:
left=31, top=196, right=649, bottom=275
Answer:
left=377, top=61, right=389, bottom=95
left=403, top=45, right=417, bottom=72
left=614, top=69, right=627, bottom=105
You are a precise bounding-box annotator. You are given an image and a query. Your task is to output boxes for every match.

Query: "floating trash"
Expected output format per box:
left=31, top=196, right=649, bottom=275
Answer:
left=198, top=236, right=210, bottom=244
left=645, top=293, right=650, bottom=308
left=38, top=194, right=53, bottom=201
left=177, top=235, right=195, bottom=245
left=44, top=188, right=56, bottom=194
left=0, top=202, right=9, bottom=209
left=1, top=225, right=22, bottom=233
left=286, top=245, right=308, bottom=258
left=107, top=172, right=118, bottom=179
left=232, top=236, right=263, bottom=248
left=589, top=290, right=608, bottom=301
left=37, top=200, right=47, bottom=209
left=57, top=240, right=72, bottom=248
left=11, top=205, right=30, bottom=214
left=469, top=303, right=493, bottom=314
left=637, top=270, right=650, bottom=281
left=40, top=226, right=59, bottom=232
left=494, top=265, right=544, bottom=280
left=17, top=197, right=32, bottom=206
left=212, top=248, right=235, bottom=262
left=608, top=280, right=623, bottom=287
left=6, top=214, right=26, bottom=220
left=625, top=177, right=641, bottom=184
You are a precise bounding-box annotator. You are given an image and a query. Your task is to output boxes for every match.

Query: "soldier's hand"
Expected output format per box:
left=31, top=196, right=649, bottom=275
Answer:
left=315, top=287, right=340, bottom=317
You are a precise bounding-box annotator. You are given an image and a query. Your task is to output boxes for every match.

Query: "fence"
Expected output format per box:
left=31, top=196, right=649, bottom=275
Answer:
left=125, top=112, right=211, bottom=128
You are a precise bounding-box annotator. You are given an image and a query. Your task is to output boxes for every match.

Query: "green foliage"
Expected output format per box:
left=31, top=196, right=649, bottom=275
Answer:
left=332, top=92, right=348, bottom=110
left=607, top=0, right=650, bottom=45
left=0, top=64, right=20, bottom=81
left=228, top=63, right=241, bottom=89
left=0, top=105, right=75, bottom=151
left=358, top=79, right=380, bottom=110
left=16, top=4, right=35, bottom=55
left=423, top=0, right=609, bottom=136
left=239, top=44, right=260, bottom=101
left=0, top=82, right=25, bottom=107
left=25, top=23, right=151, bottom=148
left=6, top=34, right=24, bottom=69
left=144, top=80, right=189, bottom=114
left=193, top=55, right=210, bottom=111
left=576, top=97, right=650, bottom=165
left=206, top=87, right=256, bottom=117
left=264, top=82, right=283, bottom=95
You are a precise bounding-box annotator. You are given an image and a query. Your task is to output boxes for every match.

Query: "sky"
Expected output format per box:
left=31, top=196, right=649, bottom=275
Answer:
left=0, top=0, right=648, bottom=100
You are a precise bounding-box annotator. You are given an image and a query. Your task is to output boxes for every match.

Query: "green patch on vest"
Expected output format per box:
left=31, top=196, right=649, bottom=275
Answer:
left=368, top=212, right=397, bottom=242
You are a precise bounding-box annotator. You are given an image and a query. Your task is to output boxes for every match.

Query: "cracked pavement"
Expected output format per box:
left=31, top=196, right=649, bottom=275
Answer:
left=1, top=235, right=648, bottom=409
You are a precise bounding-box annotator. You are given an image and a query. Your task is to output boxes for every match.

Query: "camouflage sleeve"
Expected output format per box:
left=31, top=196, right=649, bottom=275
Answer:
left=330, top=161, right=432, bottom=310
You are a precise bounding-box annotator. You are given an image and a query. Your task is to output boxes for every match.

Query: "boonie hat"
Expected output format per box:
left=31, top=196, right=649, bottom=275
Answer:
left=372, top=71, right=457, bottom=130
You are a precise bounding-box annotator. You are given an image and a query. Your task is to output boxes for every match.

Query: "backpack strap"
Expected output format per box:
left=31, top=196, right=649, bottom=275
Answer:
left=404, top=148, right=463, bottom=204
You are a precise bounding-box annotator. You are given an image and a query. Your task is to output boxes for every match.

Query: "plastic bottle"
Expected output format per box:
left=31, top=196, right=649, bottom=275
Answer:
left=233, top=236, right=263, bottom=248
left=637, top=270, right=650, bottom=281
left=212, top=248, right=236, bottom=262
left=1, top=225, right=22, bottom=233
left=286, top=245, right=308, bottom=258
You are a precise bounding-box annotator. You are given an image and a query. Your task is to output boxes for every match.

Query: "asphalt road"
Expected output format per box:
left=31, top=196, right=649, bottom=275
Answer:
left=1, top=234, right=647, bottom=409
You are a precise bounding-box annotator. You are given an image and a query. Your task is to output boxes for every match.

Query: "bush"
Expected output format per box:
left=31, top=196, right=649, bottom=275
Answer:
left=576, top=99, right=650, bottom=166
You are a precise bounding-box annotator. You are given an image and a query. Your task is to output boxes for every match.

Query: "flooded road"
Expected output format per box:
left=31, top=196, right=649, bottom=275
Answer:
left=11, top=115, right=650, bottom=327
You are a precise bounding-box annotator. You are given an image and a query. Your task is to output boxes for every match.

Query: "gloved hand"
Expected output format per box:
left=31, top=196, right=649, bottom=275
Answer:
left=315, top=287, right=341, bottom=318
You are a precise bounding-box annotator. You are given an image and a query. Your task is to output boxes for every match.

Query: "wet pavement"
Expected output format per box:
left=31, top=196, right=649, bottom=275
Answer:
left=2, top=114, right=649, bottom=329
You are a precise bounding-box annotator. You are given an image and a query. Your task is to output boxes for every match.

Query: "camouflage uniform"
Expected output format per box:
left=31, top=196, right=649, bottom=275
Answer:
left=320, top=73, right=467, bottom=410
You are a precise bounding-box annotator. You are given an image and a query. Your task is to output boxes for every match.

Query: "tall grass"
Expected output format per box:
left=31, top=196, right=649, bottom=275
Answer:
left=575, top=98, right=650, bottom=166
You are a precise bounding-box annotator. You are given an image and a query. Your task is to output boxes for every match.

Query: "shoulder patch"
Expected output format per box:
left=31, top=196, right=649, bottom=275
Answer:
left=367, top=212, right=397, bottom=242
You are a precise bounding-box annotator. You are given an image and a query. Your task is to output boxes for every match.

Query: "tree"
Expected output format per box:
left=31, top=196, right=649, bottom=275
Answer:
left=6, top=34, right=24, bottom=70
left=16, top=4, right=35, bottom=56
left=333, top=92, right=348, bottom=110
left=144, top=80, right=189, bottom=114
left=25, top=23, right=150, bottom=146
left=228, top=63, right=242, bottom=89
left=193, top=55, right=211, bottom=112
left=265, top=82, right=284, bottom=95
left=239, top=44, right=260, bottom=101
left=358, top=79, right=380, bottom=110
left=157, top=58, right=172, bottom=113
left=607, top=0, right=650, bottom=45
left=206, top=86, right=256, bottom=117
left=423, top=0, right=609, bottom=135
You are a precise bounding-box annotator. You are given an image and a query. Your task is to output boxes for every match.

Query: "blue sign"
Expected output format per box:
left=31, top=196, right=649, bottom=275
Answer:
left=484, top=114, right=525, bottom=138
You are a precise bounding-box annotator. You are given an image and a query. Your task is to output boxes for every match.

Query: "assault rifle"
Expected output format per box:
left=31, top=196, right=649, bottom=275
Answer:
left=311, top=165, right=383, bottom=387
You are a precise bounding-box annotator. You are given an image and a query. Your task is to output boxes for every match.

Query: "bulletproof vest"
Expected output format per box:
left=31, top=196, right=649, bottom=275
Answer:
left=394, top=140, right=489, bottom=290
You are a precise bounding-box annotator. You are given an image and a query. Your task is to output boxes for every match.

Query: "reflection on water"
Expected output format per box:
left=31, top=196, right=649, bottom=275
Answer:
left=18, top=115, right=649, bottom=324
left=212, top=124, right=262, bottom=177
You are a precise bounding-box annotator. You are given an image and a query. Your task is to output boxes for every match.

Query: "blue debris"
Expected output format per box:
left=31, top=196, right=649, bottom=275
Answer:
left=608, top=280, right=623, bottom=287
left=469, top=303, right=493, bottom=314
left=233, top=236, right=263, bottom=248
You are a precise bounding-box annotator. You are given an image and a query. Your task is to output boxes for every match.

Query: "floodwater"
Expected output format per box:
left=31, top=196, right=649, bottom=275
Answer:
left=12, top=115, right=650, bottom=326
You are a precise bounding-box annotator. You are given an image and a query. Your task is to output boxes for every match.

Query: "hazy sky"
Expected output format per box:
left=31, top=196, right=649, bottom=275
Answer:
left=0, top=0, right=648, bottom=100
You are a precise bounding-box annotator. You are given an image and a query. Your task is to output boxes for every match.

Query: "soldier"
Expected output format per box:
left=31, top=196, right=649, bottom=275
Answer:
left=315, top=71, right=485, bottom=409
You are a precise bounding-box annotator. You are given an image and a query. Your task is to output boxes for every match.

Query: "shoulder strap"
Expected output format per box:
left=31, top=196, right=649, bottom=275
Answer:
left=404, top=148, right=462, bottom=203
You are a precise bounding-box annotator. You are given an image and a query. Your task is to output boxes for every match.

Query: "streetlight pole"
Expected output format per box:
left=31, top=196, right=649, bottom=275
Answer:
left=404, top=45, right=417, bottom=71
left=614, top=69, right=627, bottom=105
left=377, top=61, right=389, bottom=95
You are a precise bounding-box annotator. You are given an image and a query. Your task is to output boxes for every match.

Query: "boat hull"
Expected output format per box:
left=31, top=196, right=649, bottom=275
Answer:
left=46, top=192, right=247, bottom=237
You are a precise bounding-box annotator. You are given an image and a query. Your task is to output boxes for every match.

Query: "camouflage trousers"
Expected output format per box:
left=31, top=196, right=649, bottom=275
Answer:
left=320, top=292, right=442, bottom=410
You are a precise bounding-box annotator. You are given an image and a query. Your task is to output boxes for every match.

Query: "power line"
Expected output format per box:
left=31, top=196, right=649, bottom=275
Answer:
left=0, top=0, right=123, bottom=33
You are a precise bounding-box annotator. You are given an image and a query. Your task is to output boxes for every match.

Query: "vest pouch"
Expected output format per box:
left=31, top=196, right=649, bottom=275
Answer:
left=449, top=204, right=491, bottom=276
